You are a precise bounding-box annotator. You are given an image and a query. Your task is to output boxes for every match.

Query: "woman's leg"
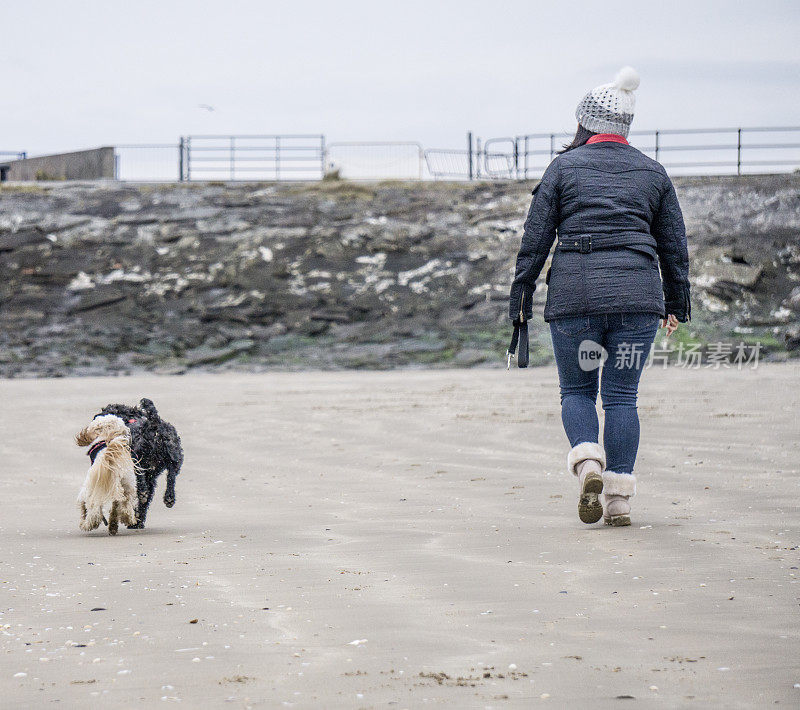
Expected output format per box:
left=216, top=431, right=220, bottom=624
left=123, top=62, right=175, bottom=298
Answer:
left=550, top=315, right=608, bottom=523
left=549, top=316, right=602, bottom=446
left=600, top=312, right=659, bottom=475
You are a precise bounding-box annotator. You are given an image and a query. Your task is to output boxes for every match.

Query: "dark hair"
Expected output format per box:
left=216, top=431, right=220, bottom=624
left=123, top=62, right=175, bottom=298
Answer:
left=558, top=124, right=597, bottom=154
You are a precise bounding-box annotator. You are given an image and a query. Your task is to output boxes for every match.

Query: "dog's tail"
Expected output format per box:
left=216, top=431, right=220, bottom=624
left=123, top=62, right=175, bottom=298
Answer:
left=139, top=398, right=159, bottom=419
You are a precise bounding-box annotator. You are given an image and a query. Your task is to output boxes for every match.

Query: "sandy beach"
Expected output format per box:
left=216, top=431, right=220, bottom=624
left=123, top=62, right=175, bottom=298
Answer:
left=1, top=363, right=799, bottom=709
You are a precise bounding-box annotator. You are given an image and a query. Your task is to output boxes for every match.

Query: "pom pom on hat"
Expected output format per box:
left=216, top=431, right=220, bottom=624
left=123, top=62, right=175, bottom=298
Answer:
left=614, top=66, right=640, bottom=92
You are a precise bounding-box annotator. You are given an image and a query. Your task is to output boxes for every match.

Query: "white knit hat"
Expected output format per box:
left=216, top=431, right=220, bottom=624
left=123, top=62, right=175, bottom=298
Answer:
left=575, top=66, right=640, bottom=138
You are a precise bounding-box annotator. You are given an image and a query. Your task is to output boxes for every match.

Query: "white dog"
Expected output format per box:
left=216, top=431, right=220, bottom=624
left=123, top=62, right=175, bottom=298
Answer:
left=75, top=414, right=138, bottom=535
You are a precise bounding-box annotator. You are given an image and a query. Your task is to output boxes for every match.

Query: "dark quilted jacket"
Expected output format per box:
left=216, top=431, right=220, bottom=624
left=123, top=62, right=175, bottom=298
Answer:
left=508, top=141, right=691, bottom=323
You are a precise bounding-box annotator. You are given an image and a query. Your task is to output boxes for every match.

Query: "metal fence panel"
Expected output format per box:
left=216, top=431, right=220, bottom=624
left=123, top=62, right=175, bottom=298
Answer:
left=325, top=142, right=423, bottom=180
left=184, top=134, right=325, bottom=181
left=424, top=149, right=472, bottom=179
left=482, top=137, right=516, bottom=179
left=115, top=144, right=181, bottom=181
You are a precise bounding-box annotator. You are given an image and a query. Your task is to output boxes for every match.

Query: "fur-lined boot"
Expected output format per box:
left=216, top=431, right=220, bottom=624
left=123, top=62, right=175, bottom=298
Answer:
left=602, top=471, right=636, bottom=527
left=567, top=442, right=607, bottom=524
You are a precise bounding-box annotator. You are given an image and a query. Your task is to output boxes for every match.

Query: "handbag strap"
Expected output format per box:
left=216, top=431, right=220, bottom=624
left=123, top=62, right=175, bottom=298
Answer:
left=506, top=321, right=529, bottom=369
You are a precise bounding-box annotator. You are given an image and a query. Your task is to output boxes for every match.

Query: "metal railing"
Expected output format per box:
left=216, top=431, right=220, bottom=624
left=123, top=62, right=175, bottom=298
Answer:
left=12, top=126, right=800, bottom=183
left=424, top=149, right=473, bottom=179
left=326, top=142, right=423, bottom=180
left=115, top=144, right=181, bottom=181
left=493, top=126, right=800, bottom=180
left=182, top=134, right=326, bottom=181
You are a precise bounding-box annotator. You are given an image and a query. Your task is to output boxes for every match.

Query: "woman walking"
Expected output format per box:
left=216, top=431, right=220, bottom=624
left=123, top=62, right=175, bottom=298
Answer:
left=508, top=67, right=690, bottom=527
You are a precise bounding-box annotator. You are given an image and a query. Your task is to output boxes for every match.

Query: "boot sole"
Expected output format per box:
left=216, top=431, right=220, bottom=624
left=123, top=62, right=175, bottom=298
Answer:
left=578, top=471, right=604, bottom=524
left=604, top=515, right=631, bottom=527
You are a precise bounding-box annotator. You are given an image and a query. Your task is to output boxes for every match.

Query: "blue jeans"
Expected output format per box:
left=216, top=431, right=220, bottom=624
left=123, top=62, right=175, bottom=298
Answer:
left=549, top=312, right=660, bottom=475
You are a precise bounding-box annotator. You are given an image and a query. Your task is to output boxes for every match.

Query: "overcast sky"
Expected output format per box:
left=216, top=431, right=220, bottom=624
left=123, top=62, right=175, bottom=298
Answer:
left=3, top=0, right=799, bottom=153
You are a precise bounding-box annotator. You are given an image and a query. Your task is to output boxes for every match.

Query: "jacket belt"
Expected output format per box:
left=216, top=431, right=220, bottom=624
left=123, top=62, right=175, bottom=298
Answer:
left=557, top=233, right=658, bottom=254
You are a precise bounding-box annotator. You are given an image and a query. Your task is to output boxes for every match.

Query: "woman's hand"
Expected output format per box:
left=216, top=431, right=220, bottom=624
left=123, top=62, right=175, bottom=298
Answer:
left=660, top=314, right=679, bottom=337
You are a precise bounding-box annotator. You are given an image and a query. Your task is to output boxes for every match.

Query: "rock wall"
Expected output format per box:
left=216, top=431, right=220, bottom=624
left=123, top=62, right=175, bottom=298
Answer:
left=1, top=175, right=799, bottom=377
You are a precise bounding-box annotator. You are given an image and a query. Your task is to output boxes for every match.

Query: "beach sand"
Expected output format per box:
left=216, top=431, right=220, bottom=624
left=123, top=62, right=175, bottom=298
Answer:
left=1, top=363, right=798, bottom=708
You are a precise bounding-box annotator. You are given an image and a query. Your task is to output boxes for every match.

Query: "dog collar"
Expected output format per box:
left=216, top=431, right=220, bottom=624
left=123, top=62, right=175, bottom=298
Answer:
left=88, top=440, right=107, bottom=464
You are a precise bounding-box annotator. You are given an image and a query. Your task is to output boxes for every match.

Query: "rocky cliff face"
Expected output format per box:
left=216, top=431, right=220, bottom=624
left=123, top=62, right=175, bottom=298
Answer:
left=1, top=175, right=799, bottom=377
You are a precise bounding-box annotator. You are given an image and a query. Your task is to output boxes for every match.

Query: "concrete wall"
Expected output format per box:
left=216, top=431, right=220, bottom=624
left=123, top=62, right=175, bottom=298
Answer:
left=2, top=147, right=115, bottom=181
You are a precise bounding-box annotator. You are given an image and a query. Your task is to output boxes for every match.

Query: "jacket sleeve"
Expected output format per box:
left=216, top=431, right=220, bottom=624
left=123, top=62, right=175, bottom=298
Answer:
left=651, top=176, right=691, bottom=322
left=508, top=160, right=560, bottom=321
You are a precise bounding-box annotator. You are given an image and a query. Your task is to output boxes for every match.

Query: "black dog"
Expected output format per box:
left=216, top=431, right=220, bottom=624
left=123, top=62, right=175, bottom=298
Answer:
left=96, top=398, right=183, bottom=529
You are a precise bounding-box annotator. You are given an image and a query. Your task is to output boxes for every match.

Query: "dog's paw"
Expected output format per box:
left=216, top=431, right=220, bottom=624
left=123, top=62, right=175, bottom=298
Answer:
left=164, top=493, right=175, bottom=508
left=80, top=518, right=101, bottom=532
left=126, top=521, right=145, bottom=529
